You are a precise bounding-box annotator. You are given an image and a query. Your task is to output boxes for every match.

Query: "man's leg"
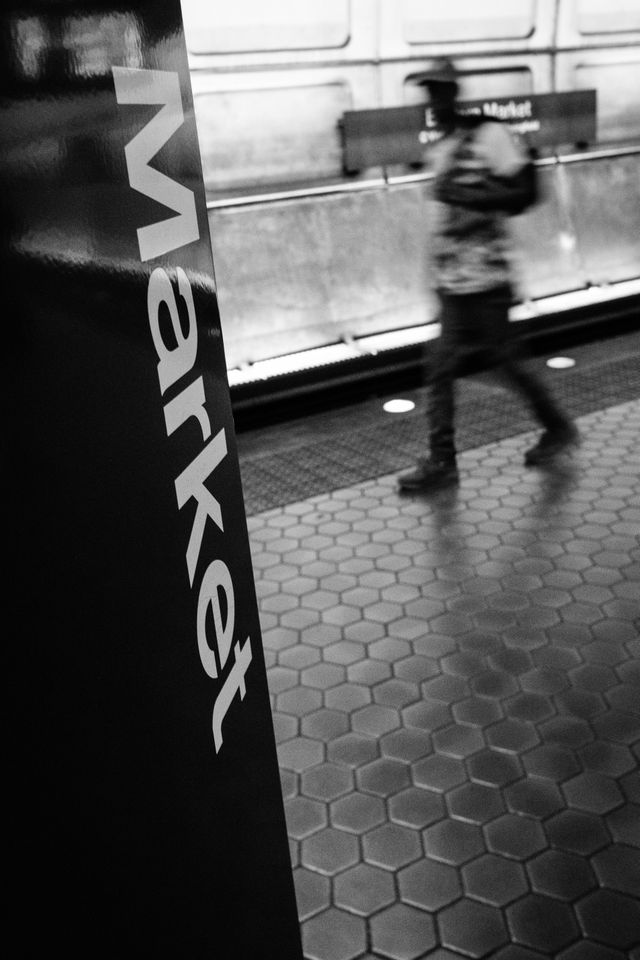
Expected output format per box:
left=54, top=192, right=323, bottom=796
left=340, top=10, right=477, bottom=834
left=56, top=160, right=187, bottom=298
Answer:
left=477, top=287, right=579, bottom=465
left=398, top=293, right=462, bottom=491
left=427, top=308, right=458, bottom=465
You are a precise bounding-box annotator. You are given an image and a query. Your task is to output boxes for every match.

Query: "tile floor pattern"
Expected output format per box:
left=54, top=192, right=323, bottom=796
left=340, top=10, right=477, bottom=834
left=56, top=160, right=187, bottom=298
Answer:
left=247, top=399, right=640, bottom=960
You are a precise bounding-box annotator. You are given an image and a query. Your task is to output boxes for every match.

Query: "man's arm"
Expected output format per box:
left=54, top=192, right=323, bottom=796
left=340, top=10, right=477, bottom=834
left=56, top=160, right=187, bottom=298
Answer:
left=435, top=164, right=537, bottom=213
left=435, top=121, right=537, bottom=214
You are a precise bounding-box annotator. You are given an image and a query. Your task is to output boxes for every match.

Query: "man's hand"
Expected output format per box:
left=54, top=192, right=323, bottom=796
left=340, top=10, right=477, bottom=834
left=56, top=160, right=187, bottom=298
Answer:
left=435, top=163, right=537, bottom=215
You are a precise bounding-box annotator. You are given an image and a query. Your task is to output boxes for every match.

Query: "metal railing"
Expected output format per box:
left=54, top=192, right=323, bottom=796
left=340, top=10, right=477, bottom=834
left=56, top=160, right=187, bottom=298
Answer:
left=206, top=144, right=640, bottom=210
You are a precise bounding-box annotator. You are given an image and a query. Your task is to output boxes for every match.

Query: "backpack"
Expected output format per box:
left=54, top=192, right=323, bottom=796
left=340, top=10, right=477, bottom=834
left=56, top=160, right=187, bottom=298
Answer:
left=504, top=148, right=539, bottom=214
left=436, top=118, right=540, bottom=216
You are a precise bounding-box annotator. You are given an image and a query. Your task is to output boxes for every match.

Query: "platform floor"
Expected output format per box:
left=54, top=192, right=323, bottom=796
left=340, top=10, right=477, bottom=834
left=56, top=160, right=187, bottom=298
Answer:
left=238, top=331, right=640, bottom=960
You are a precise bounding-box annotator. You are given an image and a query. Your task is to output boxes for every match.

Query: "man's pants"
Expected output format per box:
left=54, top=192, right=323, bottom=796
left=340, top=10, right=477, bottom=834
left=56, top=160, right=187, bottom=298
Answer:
left=428, top=286, right=571, bottom=462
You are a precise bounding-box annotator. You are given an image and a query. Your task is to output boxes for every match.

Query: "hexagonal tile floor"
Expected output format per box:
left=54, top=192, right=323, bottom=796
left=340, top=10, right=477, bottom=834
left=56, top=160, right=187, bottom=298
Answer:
left=244, top=396, right=639, bottom=960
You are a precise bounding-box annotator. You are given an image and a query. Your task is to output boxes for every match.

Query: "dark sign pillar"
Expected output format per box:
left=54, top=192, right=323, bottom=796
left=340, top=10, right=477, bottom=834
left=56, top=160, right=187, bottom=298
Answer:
left=4, top=3, right=302, bottom=956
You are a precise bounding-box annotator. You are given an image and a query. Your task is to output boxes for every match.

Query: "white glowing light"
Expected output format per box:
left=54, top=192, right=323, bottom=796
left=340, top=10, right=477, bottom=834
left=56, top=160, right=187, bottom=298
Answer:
left=383, top=399, right=415, bottom=413
left=547, top=356, right=576, bottom=369
left=559, top=231, right=577, bottom=252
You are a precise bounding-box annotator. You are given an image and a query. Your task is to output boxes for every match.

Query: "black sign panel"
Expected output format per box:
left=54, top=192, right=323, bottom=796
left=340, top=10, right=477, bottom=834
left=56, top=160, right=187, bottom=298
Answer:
left=343, top=90, right=598, bottom=171
left=4, top=2, right=302, bottom=956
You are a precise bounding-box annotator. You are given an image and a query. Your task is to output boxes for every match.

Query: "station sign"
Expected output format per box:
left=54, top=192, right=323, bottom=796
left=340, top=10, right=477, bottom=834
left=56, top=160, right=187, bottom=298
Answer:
left=4, top=1, right=302, bottom=955
left=343, top=90, right=597, bottom=170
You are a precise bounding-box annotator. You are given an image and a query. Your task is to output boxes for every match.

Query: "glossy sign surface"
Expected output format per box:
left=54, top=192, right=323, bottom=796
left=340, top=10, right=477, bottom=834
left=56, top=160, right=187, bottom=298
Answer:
left=4, top=2, right=301, bottom=954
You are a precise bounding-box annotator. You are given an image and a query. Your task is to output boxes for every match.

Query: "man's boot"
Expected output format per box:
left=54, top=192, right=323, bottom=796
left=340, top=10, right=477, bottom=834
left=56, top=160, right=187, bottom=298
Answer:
left=398, top=457, right=459, bottom=492
left=524, top=424, right=579, bottom=467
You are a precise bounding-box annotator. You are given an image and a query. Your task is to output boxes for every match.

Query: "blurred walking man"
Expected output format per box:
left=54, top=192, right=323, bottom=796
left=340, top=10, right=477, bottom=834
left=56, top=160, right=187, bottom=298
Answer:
left=399, top=60, right=578, bottom=493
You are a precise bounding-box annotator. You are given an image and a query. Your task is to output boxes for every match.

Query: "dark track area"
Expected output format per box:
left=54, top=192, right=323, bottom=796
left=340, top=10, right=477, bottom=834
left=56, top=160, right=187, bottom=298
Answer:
left=236, top=324, right=640, bottom=517
left=230, top=298, right=639, bottom=433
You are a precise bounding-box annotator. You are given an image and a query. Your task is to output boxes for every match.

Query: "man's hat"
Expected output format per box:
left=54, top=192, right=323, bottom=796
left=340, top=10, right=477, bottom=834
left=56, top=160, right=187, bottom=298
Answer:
left=410, top=58, right=459, bottom=88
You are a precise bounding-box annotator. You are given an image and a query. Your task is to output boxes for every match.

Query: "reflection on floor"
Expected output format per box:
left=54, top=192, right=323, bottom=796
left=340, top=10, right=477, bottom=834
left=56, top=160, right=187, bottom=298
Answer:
left=246, top=399, right=640, bottom=960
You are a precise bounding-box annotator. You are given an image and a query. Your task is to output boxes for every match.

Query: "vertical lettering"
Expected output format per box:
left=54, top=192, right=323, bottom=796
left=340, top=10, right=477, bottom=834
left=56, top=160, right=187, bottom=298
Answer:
left=164, top=376, right=211, bottom=441
left=174, top=429, right=228, bottom=584
left=147, top=267, right=198, bottom=394
left=196, top=559, right=235, bottom=678
left=212, top=639, right=253, bottom=752
left=113, top=66, right=199, bottom=261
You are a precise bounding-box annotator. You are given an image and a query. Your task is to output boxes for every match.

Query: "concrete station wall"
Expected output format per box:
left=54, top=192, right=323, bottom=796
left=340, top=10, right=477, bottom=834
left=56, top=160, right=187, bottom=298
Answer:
left=185, top=0, right=640, bottom=370
left=208, top=153, right=640, bottom=370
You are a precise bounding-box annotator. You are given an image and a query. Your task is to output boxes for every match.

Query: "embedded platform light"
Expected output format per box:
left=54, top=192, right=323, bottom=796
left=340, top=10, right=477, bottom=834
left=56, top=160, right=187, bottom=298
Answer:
left=558, top=231, right=577, bottom=252
left=383, top=399, right=415, bottom=413
left=546, top=356, right=576, bottom=369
